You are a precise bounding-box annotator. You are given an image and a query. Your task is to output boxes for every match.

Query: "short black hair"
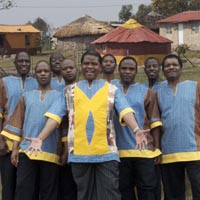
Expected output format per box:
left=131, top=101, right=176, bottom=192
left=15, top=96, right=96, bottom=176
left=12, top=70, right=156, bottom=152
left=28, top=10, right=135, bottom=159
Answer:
left=102, top=53, right=117, bottom=64
left=81, top=50, right=102, bottom=64
left=119, top=56, right=138, bottom=70
left=162, top=54, right=183, bottom=70
left=144, top=57, right=160, bottom=67
left=35, top=60, right=50, bottom=71
left=14, top=51, right=30, bottom=62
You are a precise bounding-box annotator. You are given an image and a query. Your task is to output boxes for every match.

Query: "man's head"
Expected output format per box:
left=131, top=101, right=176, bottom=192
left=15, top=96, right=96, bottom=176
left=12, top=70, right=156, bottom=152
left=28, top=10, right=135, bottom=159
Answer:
left=144, top=57, right=160, bottom=81
left=102, top=54, right=117, bottom=75
left=35, top=60, right=52, bottom=87
left=162, top=54, right=183, bottom=82
left=61, top=59, right=78, bottom=85
left=14, top=51, right=31, bottom=77
left=81, top=50, right=102, bottom=84
left=49, top=53, right=65, bottom=75
left=118, top=56, right=138, bottom=85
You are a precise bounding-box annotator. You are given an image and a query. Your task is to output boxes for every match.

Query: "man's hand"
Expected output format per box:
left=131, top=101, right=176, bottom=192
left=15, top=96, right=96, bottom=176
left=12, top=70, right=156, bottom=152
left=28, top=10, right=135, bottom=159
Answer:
left=11, top=149, right=19, bottom=167
left=59, top=142, right=68, bottom=166
left=0, top=136, right=9, bottom=156
left=135, top=129, right=149, bottom=150
left=25, top=137, right=42, bottom=156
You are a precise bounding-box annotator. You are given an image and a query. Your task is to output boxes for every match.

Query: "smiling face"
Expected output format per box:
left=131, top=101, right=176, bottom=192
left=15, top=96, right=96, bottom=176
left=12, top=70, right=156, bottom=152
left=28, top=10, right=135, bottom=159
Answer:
left=119, top=58, right=137, bottom=85
left=49, top=53, right=64, bottom=74
left=61, top=59, right=77, bottom=84
left=14, top=52, right=31, bottom=77
left=35, top=61, right=52, bottom=87
left=102, top=55, right=116, bottom=75
left=162, top=57, right=182, bottom=82
left=81, top=54, right=101, bottom=84
left=144, top=58, right=160, bottom=81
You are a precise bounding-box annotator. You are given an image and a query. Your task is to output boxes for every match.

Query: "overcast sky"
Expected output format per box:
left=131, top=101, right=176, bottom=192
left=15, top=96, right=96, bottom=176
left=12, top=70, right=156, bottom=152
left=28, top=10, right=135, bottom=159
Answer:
left=0, top=0, right=151, bottom=28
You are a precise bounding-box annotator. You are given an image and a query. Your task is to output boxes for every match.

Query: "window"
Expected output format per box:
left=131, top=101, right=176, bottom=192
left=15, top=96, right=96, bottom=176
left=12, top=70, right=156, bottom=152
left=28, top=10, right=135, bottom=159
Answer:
left=25, top=35, right=30, bottom=46
left=166, top=24, right=172, bottom=34
left=191, top=22, right=199, bottom=33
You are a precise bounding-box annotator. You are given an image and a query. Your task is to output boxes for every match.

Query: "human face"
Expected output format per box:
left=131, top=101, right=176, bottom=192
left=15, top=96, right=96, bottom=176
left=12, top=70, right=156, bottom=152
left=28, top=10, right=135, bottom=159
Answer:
left=61, top=59, right=77, bottom=84
left=163, top=58, right=182, bottom=82
left=119, top=59, right=137, bottom=85
left=81, top=55, right=101, bottom=84
left=102, top=55, right=116, bottom=74
left=50, top=54, right=64, bottom=74
left=35, top=62, right=52, bottom=87
left=14, top=52, right=31, bottom=77
left=144, top=58, right=160, bottom=80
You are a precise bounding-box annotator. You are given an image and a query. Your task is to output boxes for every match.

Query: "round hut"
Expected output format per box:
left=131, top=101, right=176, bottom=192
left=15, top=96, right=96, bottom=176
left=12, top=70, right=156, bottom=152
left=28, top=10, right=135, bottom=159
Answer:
left=53, top=15, right=113, bottom=53
left=92, top=19, right=172, bottom=66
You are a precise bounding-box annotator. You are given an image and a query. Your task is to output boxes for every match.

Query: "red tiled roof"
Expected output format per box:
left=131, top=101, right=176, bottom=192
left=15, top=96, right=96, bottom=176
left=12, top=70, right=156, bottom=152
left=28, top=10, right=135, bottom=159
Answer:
left=92, top=19, right=171, bottom=44
left=157, top=11, right=200, bottom=23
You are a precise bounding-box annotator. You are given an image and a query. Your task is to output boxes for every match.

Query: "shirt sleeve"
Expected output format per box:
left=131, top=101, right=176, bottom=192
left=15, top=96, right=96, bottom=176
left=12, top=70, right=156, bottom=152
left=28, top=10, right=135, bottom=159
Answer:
left=45, top=93, right=67, bottom=125
left=0, top=78, right=5, bottom=119
left=114, top=87, right=134, bottom=125
left=1, top=95, right=25, bottom=141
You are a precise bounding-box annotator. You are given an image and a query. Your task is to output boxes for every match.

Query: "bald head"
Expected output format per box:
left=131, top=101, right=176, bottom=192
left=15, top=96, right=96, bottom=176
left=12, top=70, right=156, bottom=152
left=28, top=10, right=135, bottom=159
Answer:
left=61, top=59, right=78, bottom=85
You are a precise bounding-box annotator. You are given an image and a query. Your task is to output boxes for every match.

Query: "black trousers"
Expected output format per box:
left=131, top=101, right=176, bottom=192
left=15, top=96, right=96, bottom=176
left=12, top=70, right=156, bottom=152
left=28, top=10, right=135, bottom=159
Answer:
left=71, top=161, right=121, bottom=200
left=0, top=152, right=16, bottom=200
left=58, top=164, right=77, bottom=200
left=15, top=153, right=59, bottom=200
left=161, top=161, right=200, bottom=200
left=119, top=157, right=157, bottom=200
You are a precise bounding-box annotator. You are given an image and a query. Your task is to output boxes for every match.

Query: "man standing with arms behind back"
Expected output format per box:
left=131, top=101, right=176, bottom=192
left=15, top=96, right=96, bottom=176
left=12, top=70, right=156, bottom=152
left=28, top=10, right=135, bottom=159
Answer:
left=0, top=51, right=38, bottom=200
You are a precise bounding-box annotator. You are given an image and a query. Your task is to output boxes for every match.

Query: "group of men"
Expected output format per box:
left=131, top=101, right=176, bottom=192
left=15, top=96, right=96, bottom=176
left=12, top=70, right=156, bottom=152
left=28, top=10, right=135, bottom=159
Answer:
left=0, top=50, right=199, bottom=200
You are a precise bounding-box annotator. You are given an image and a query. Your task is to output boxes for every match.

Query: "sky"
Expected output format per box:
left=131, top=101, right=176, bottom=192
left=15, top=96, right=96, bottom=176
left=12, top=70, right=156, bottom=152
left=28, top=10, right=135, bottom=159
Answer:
left=0, top=0, right=151, bottom=28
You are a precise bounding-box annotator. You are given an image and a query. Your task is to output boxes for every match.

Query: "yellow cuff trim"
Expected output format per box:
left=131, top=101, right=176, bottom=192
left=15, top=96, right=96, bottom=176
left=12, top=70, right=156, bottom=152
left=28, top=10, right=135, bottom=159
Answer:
left=20, top=150, right=61, bottom=165
left=161, top=151, right=200, bottom=164
left=119, top=148, right=161, bottom=158
left=0, top=113, right=3, bottom=119
left=62, top=136, right=68, bottom=142
left=45, top=112, right=61, bottom=125
left=119, top=108, right=134, bottom=126
left=151, top=121, right=162, bottom=129
left=1, top=131, right=21, bottom=142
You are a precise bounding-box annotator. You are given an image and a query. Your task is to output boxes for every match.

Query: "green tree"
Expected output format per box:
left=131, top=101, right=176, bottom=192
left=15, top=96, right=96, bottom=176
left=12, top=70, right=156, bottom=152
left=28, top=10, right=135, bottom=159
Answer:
left=152, top=0, right=200, bottom=17
left=28, top=17, right=52, bottom=50
left=0, top=0, right=14, bottom=10
left=136, top=4, right=152, bottom=20
left=119, top=4, right=133, bottom=22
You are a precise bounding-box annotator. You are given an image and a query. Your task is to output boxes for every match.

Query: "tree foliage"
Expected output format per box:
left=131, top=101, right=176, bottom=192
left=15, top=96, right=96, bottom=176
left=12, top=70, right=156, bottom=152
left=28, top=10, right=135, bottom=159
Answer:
left=28, top=17, right=52, bottom=50
left=119, top=4, right=133, bottom=22
left=0, top=0, right=14, bottom=10
left=152, top=0, right=200, bottom=17
left=136, top=4, right=152, bottom=20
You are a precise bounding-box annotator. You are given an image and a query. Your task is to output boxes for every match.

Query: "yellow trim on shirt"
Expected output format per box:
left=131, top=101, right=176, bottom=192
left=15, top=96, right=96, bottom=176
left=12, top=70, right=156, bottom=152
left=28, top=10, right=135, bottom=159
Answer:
left=45, top=112, right=62, bottom=125
left=150, top=121, right=162, bottom=129
left=62, top=136, right=68, bottom=142
left=119, top=148, right=161, bottom=158
left=119, top=108, right=134, bottom=126
left=20, top=150, right=61, bottom=165
left=0, top=113, right=3, bottom=119
left=161, top=151, right=200, bottom=164
left=1, top=130, right=21, bottom=142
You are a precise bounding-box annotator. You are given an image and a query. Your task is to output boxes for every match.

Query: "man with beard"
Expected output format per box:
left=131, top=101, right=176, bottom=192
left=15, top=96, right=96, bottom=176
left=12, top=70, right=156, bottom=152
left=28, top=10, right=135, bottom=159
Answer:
left=0, top=51, right=38, bottom=200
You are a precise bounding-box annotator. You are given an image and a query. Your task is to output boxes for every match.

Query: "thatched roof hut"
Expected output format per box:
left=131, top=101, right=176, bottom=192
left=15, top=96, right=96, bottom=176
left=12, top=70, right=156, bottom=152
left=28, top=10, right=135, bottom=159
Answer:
left=54, top=15, right=113, bottom=38
left=53, top=15, right=114, bottom=58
